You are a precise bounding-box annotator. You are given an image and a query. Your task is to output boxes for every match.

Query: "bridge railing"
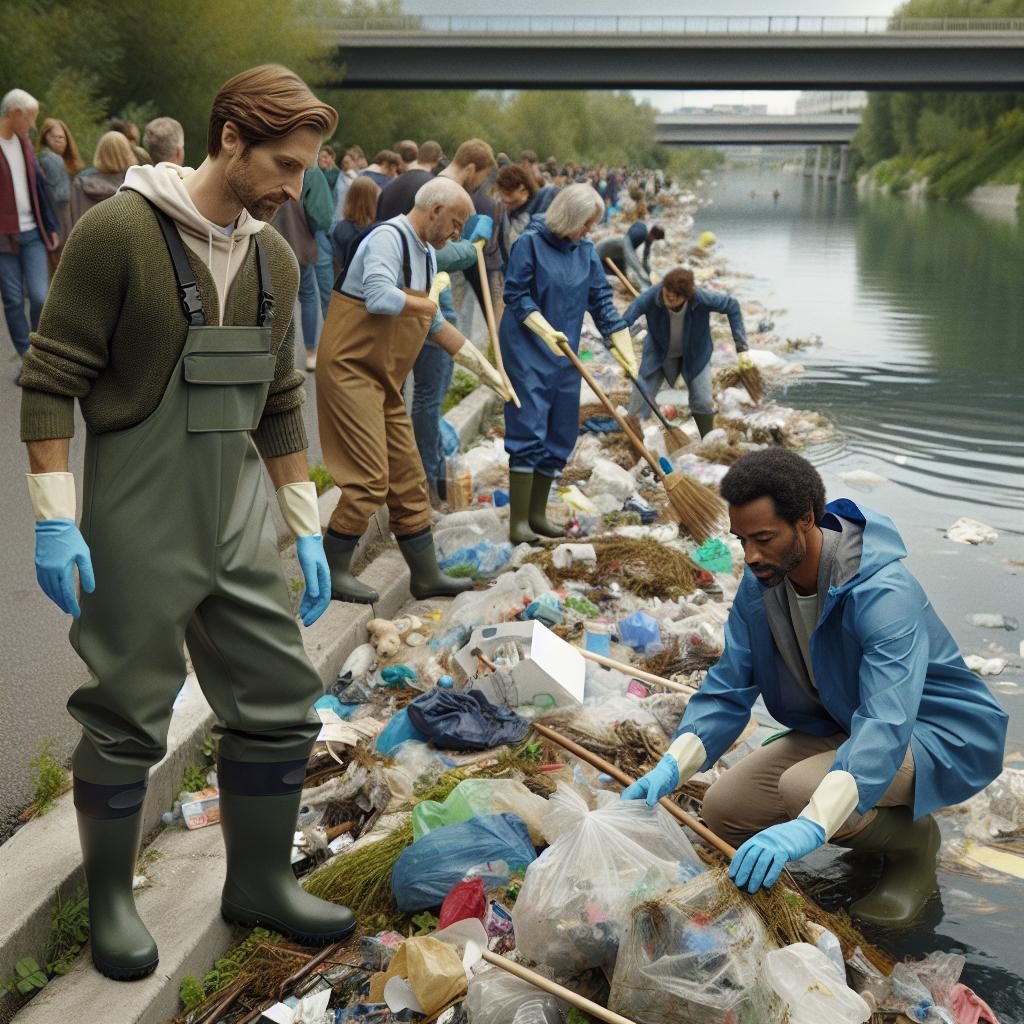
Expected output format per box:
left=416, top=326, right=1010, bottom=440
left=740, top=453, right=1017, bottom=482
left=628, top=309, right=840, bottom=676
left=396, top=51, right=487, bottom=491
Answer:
left=328, top=15, right=1024, bottom=34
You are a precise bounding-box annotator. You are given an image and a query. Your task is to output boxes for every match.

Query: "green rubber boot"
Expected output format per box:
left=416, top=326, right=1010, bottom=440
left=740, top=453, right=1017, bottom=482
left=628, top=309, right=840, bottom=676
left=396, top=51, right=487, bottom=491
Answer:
left=529, top=472, right=565, bottom=539
left=323, top=530, right=379, bottom=604
left=74, top=778, right=159, bottom=980
left=397, top=528, right=475, bottom=599
left=219, top=758, right=356, bottom=945
left=693, top=412, right=716, bottom=438
left=839, top=806, right=940, bottom=927
left=508, top=469, right=539, bottom=545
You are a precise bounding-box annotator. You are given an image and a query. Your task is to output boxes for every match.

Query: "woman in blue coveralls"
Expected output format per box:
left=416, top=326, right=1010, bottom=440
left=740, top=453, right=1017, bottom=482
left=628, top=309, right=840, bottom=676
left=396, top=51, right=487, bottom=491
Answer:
left=499, top=183, right=636, bottom=544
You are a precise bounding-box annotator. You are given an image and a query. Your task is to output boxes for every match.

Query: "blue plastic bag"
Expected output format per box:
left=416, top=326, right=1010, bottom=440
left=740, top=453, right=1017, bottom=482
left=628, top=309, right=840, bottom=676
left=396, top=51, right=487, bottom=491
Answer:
left=375, top=709, right=427, bottom=755
left=440, top=417, right=460, bottom=457
left=438, top=540, right=513, bottom=578
left=407, top=688, right=529, bottom=751
left=391, top=813, right=537, bottom=912
left=617, top=610, right=661, bottom=652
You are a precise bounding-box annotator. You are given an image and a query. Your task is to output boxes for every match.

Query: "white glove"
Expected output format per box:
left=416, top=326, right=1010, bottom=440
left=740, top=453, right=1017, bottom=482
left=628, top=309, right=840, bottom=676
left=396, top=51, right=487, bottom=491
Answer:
left=276, top=481, right=321, bottom=538
left=454, top=341, right=512, bottom=403
left=524, top=311, right=568, bottom=357
left=608, top=328, right=639, bottom=377
left=667, top=731, right=708, bottom=783
left=799, top=770, right=860, bottom=840
left=428, top=271, right=451, bottom=305
left=27, top=472, right=76, bottom=521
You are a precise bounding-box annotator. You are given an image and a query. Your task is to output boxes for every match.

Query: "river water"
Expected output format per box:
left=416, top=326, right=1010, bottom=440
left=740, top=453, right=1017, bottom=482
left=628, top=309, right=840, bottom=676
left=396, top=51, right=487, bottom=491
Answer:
left=695, top=167, right=1024, bottom=1019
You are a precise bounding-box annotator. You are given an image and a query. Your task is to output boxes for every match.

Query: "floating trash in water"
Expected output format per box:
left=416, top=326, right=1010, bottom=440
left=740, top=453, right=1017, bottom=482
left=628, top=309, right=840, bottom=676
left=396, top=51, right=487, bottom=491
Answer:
left=964, top=655, right=1007, bottom=677
left=966, top=613, right=1019, bottom=631
left=946, top=517, right=999, bottom=545
left=944, top=888, right=1002, bottom=916
left=837, top=468, right=889, bottom=492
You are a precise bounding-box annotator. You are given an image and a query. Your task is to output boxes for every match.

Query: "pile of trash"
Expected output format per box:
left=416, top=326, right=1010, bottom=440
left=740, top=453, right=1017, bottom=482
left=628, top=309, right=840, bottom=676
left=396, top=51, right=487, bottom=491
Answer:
left=167, top=185, right=1014, bottom=1024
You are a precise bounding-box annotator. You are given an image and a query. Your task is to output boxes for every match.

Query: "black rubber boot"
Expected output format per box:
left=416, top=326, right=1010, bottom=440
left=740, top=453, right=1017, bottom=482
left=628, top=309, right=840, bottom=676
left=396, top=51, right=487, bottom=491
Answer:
left=219, top=757, right=356, bottom=945
left=74, top=778, right=159, bottom=980
left=839, top=806, right=940, bottom=927
left=397, top=528, right=475, bottom=599
left=323, top=529, right=379, bottom=604
left=508, top=469, right=539, bottom=545
left=529, top=472, right=565, bottom=538
left=692, top=412, right=716, bottom=438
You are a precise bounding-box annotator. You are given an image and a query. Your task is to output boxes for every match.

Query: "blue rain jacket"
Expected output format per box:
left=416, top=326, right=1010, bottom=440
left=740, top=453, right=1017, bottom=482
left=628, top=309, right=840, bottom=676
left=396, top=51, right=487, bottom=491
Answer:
left=623, top=283, right=748, bottom=383
left=675, top=500, right=1008, bottom=819
left=499, top=216, right=626, bottom=474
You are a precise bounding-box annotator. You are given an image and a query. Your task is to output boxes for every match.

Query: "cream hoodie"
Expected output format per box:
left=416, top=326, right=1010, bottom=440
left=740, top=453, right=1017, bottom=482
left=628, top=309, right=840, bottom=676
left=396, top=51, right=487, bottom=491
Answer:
left=120, top=162, right=266, bottom=326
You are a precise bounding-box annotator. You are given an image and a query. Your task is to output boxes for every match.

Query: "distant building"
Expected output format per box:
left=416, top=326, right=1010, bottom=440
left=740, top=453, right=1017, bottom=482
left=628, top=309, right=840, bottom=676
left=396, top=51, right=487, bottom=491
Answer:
left=795, top=91, right=868, bottom=115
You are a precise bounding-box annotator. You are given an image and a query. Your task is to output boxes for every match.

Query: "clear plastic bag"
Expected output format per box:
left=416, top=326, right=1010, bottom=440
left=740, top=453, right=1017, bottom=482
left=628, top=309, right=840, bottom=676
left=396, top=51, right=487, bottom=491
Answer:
left=412, top=779, right=549, bottom=845
left=609, top=868, right=782, bottom=1024
left=465, top=966, right=566, bottom=1024
left=765, top=943, right=871, bottom=1024
left=512, top=784, right=703, bottom=974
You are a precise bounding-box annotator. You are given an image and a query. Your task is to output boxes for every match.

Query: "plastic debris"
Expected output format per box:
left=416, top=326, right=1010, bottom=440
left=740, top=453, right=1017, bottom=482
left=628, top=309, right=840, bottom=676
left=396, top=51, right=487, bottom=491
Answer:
left=413, top=779, right=549, bottom=845
left=946, top=518, right=999, bottom=545
left=623, top=494, right=658, bottom=524
left=837, top=469, right=889, bottom=491
left=582, top=457, right=637, bottom=503
left=406, top=688, right=530, bottom=750
left=965, top=613, right=1019, bottom=631
left=375, top=709, right=427, bottom=755
left=439, top=539, right=515, bottom=578
left=551, top=543, right=597, bottom=570
left=367, top=619, right=402, bottom=659
left=465, top=967, right=567, bottom=1024
left=617, top=610, right=662, bottom=652
left=964, top=655, right=1007, bottom=677
left=765, top=943, right=871, bottom=1024
left=691, top=537, right=733, bottom=573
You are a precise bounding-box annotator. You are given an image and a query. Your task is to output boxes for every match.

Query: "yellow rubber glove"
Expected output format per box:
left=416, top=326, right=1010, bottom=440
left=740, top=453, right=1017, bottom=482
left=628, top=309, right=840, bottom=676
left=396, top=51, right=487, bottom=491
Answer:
left=428, top=271, right=451, bottom=305
left=524, top=311, right=568, bottom=357
left=609, top=328, right=639, bottom=378
left=453, top=340, right=512, bottom=403
left=738, top=351, right=753, bottom=371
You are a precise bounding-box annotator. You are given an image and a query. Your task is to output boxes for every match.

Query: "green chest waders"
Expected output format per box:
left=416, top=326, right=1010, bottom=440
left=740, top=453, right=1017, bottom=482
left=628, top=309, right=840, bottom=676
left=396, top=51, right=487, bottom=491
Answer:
left=68, top=204, right=352, bottom=979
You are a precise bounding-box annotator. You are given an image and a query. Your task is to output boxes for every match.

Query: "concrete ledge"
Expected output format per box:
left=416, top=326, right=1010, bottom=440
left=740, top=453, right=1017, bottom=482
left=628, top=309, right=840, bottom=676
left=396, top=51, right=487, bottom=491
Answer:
left=0, top=385, right=490, bottom=1021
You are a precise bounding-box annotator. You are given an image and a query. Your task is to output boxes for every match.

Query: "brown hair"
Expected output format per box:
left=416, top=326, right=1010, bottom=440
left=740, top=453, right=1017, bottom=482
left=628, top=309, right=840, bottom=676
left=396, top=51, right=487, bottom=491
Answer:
left=342, top=176, right=381, bottom=229
left=495, top=164, right=536, bottom=198
left=207, top=64, right=338, bottom=156
left=93, top=131, right=136, bottom=175
left=649, top=224, right=665, bottom=241
left=418, top=140, right=443, bottom=165
left=373, top=149, right=402, bottom=171
left=39, top=117, right=84, bottom=175
left=395, top=139, right=418, bottom=164
left=519, top=149, right=538, bottom=164
left=451, top=138, right=495, bottom=173
left=662, top=268, right=695, bottom=302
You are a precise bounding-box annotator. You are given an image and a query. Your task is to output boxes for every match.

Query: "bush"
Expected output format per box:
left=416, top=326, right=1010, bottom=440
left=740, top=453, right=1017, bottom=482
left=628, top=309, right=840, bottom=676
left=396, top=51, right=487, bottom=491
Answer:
left=441, top=368, right=478, bottom=415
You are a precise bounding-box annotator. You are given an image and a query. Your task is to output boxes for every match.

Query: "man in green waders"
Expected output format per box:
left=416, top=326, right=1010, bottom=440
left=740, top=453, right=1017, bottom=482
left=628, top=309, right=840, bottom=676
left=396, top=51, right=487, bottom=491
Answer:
left=19, top=65, right=356, bottom=980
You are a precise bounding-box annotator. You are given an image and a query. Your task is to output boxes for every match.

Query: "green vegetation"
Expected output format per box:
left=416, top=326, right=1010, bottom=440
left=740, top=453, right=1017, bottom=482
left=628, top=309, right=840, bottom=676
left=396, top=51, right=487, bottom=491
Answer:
left=180, top=763, right=209, bottom=794
left=308, top=462, right=335, bottom=495
left=441, top=368, right=478, bottom=415
left=178, top=927, right=281, bottom=1011
left=854, top=0, right=1024, bottom=207
left=28, top=740, right=69, bottom=818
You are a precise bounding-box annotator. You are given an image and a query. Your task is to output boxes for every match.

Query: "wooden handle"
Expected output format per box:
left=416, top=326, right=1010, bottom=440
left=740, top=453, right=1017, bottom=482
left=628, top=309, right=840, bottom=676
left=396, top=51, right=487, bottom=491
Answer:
left=558, top=342, right=663, bottom=477
left=605, top=256, right=640, bottom=298
left=578, top=648, right=696, bottom=695
left=480, top=950, right=640, bottom=1024
left=531, top=721, right=736, bottom=858
left=476, top=244, right=521, bottom=409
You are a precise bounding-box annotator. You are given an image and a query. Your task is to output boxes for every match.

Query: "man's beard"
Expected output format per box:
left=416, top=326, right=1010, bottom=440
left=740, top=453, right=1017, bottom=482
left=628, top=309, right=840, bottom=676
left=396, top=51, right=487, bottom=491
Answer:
left=225, top=153, right=286, bottom=221
left=749, top=540, right=804, bottom=589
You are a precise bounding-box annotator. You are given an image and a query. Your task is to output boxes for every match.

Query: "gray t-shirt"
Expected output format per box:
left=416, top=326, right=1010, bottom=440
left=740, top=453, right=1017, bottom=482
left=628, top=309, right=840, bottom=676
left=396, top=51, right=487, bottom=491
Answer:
left=785, top=578, right=821, bottom=688
left=666, top=304, right=686, bottom=359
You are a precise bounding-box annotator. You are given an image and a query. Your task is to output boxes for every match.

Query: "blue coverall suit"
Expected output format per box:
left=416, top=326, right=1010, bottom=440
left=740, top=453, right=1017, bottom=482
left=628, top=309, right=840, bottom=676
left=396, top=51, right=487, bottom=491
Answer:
left=500, top=219, right=627, bottom=477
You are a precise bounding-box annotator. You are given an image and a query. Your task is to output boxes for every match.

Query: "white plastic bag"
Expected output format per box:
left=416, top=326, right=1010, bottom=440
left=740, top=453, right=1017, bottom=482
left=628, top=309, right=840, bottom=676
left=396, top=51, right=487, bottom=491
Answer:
left=582, top=457, right=636, bottom=503
left=512, top=784, right=703, bottom=974
left=765, top=943, right=871, bottom=1024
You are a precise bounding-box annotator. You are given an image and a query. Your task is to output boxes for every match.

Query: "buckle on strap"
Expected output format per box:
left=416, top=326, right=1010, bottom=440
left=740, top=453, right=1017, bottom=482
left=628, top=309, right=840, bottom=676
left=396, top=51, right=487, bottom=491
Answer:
left=257, top=290, right=275, bottom=328
left=179, top=282, right=205, bottom=326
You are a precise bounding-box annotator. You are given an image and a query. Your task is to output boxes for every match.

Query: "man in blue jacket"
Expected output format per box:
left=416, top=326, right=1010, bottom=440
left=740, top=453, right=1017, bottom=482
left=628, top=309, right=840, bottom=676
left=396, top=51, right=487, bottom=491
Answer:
left=594, top=220, right=665, bottom=292
left=620, top=267, right=748, bottom=438
left=624, top=448, right=1007, bottom=926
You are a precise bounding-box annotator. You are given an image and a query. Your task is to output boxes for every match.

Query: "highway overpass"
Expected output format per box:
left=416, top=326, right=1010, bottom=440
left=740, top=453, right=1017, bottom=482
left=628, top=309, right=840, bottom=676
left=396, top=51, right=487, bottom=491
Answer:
left=327, top=16, right=1024, bottom=91
left=655, top=113, right=862, bottom=146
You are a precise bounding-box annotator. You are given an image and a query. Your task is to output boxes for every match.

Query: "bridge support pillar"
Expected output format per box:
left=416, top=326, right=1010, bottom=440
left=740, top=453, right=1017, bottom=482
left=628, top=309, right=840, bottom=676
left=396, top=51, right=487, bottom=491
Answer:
left=813, top=146, right=823, bottom=180
left=838, top=144, right=851, bottom=184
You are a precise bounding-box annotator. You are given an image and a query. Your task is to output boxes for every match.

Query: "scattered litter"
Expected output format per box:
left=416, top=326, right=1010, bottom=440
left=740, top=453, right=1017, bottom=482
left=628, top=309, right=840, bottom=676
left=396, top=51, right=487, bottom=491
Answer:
left=946, top=518, right=998, bottom=545
left=551, top=543, right=597, bottom=570
left=617, top=610, right=662, bottom=652
left=406, top=688, right=530, bottom=751
left=965, top=613, right=1019, bottom=631
left=964, top=655, right=1007, bottom=677
left=838, top=468, right=889, bottom=492
left=765, top=943, right=871, bottom=1024
left=367, top=619, right=402, bottom=659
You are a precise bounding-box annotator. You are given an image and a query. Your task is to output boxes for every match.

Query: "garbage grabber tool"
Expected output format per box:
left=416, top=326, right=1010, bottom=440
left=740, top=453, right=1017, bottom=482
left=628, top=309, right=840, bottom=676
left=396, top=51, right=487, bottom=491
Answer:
left=621, top=360, right=690, bottom=455
left=475, top=241, right=520, bottom=408
left=605, top=255, right=640, bottom=298
left=531, top=721, right=895, bottom=975
left=558, top=340, right=724, bottom=543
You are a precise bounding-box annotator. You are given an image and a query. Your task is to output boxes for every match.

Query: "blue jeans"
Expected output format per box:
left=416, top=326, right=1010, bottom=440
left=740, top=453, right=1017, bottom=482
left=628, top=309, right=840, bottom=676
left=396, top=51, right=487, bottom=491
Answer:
left=628, top=358, right=715, bottom=417
left=298, top=263, right=321, bottom=351
left=0, top=229, right=49, bottom=356
left=411, top=341, right=455, bottom=492
left=314, top=230, right=333, bottom=318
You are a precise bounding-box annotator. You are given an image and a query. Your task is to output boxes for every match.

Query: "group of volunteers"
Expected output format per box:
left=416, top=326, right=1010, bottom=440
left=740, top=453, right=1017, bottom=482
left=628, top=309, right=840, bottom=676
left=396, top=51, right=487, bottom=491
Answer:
left=13, top=65, right=1006, bottom=984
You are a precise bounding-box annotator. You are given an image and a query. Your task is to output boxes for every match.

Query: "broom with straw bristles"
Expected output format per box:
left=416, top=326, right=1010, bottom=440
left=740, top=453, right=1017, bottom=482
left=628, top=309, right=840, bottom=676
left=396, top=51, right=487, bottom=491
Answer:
left=532, top=721, right=895, bottom=976
left=737, top=351, right=765, bottom=404
left=558, top=341, right=724, bottom=543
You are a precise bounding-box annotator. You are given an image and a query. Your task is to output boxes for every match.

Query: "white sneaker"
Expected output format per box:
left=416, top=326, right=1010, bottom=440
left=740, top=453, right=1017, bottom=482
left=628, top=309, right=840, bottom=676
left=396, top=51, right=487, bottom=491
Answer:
left=305, top=349, right=317, bottom=372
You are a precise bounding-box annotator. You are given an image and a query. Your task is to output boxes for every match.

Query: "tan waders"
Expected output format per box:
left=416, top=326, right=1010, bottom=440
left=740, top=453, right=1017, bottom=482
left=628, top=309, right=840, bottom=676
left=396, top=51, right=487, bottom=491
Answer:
left=316, top=224, right=471, bottom=601
left=66, top=203, right=353, bottom=978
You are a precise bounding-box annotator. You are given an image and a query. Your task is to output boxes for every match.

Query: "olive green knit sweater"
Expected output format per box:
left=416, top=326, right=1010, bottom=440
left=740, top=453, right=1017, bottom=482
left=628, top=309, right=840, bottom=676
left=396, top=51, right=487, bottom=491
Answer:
left=20, top=190, right=307, bottom=459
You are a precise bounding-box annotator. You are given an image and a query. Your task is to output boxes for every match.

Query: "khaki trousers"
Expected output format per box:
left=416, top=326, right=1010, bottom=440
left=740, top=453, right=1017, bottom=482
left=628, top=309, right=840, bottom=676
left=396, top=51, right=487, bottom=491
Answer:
left=700, top=731, right=916, bottom=848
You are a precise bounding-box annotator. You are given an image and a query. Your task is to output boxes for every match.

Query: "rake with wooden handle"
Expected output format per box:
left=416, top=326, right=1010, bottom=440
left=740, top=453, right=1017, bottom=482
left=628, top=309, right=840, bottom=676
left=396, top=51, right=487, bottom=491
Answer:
left=558, top=340, right=724, bottom=543
left=475, top=242, right=520, bottom=408
left=605, top=255, right=640, bottom=298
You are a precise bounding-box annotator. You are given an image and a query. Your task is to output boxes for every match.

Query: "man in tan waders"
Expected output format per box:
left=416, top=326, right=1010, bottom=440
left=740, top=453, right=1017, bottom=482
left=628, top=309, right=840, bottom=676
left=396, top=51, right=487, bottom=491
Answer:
left=317, top=176, right=510, bottom=603
left=20, top=65, right=356, bottom=980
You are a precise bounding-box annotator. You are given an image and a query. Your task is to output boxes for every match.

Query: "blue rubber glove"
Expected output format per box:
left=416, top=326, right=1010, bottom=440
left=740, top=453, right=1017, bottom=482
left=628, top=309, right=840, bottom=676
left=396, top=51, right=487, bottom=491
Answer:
left=463, top=213, right=493, bottom=245
left=295, top=535, right=331, bottom=627
left=34, top=519, right=95, bottom=617
left=728, top=818, right=827, bottom=894
left=620, top=753, right=679, bottom=808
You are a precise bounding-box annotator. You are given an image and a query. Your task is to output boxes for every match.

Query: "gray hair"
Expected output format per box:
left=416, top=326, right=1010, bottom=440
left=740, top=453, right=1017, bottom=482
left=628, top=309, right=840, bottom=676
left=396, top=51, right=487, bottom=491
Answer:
left=1, top=89, right=39, bottom=117
left=544, top=183, right=604, bottom=238
left=143, top=116, right=185, bottom=164
left=414, top=175, right=472, bottom=213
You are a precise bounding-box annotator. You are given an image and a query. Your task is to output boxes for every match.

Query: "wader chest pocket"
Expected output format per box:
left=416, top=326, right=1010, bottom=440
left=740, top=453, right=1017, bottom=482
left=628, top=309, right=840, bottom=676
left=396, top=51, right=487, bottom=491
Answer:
left=184, top=351, right=277, bottom=432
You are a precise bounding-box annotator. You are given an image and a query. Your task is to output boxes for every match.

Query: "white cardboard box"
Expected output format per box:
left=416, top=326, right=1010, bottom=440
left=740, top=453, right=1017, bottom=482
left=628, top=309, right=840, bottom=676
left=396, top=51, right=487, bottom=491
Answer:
left=455, top=620, right=585, bottom=710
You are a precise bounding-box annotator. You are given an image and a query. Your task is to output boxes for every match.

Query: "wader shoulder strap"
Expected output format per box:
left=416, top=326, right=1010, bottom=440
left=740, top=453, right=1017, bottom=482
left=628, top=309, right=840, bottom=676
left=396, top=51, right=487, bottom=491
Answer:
left=337, top=221, right=418, bottom=299
left=147, top=201, right=206, bottom=327
left=253, top=232, right=274, bottom=328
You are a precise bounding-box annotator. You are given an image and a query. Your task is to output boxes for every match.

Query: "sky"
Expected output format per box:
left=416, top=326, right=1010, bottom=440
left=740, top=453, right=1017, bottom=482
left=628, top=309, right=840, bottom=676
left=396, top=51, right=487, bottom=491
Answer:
left=403, top=0, right=901, bottom=114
